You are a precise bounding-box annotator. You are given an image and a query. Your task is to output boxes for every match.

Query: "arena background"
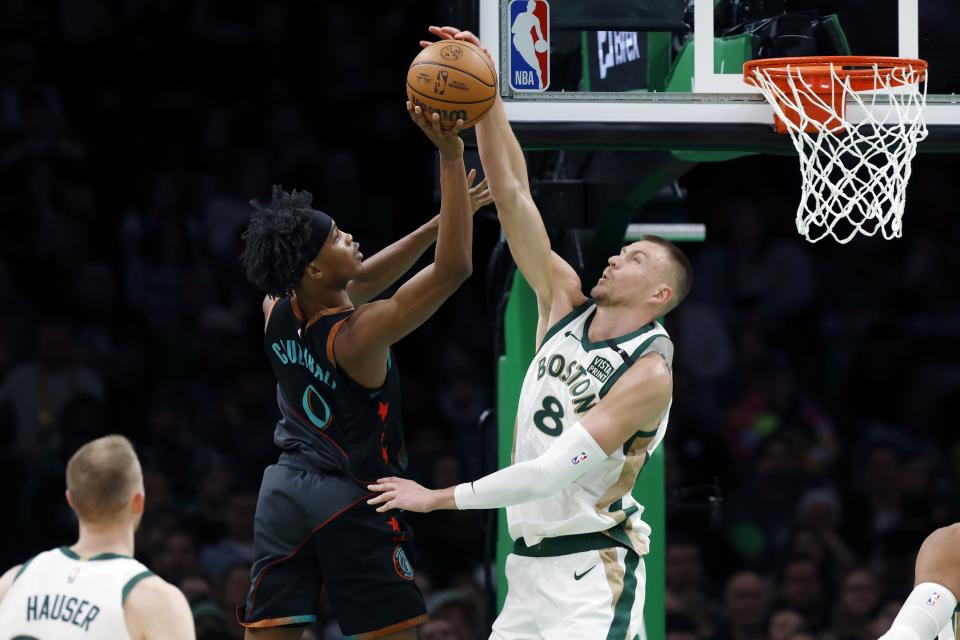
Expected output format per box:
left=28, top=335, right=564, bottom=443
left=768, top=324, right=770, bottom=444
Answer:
left=1, top=1, right=959, bottom=639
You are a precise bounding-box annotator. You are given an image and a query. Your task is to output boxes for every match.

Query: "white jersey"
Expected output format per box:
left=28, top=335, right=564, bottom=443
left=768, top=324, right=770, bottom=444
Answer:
left=0, top=546, right=153, bottom=640
left=507, top=301, right=672, bottom=552
left=939, top=607, right=958, bottom=640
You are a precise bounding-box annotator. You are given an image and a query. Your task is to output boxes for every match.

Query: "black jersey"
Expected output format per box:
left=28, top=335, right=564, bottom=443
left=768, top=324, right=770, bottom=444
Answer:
left=263, top=296, right=407, bottom=483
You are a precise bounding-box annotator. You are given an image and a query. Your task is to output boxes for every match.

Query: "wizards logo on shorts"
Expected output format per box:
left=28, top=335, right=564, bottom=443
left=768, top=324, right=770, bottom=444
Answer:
left=509, top=0, right=550, bottom=92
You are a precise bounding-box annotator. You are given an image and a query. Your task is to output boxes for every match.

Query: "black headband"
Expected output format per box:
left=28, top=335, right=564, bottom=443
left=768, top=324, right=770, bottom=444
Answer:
left=307, top=209, right=334, bottom=258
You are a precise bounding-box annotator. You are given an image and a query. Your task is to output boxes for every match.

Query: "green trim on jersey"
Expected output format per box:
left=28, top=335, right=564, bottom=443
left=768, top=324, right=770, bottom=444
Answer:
left=606, top=550, right=640, bottom=640
left=608, top=497, right=640, bottom=520
left=598, top=333, right=668, bottom=399
left=580, top=310, right=655, bottom=352
left=538, top=300, right=594, bottom=352
left=513, top=530, right=621, bottom=557
left=122, top=570, right=156, bottom=604
left=13, top=556, right=35, bottom=581
left=59, top=546, right=132, bottom=561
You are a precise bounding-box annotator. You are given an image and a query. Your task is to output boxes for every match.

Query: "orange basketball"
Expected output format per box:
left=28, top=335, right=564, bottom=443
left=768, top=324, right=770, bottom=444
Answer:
left=406, top=40, right=497, bottom=130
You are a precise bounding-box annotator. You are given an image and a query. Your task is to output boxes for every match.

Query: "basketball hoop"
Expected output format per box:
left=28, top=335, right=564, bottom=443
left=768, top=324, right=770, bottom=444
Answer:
left=744, top=56, right=928, bottom=243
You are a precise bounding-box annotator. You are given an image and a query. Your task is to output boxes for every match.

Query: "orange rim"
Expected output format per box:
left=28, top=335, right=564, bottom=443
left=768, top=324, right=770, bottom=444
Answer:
left=744, top=56, right=927, bottom=89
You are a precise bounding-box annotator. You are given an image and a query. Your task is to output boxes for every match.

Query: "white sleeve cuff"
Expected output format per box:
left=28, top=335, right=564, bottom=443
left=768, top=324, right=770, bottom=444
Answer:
left=453, top=421, right=607, bottom=510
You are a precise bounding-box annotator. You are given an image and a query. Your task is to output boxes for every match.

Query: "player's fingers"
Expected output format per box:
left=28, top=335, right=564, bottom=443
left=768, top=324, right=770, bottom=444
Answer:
left=411, top=106, right=430, bottom=129
left=430, top=112, right=442, bottom=134
left=366, top=494, right=386, bottom=506
left=451, top=119, right=465, bottom=135
left=466, top=168, right=477, bottom=187
left=439, top=26, right=460, bottom=36
left=419, top=40, right=433, bottom=48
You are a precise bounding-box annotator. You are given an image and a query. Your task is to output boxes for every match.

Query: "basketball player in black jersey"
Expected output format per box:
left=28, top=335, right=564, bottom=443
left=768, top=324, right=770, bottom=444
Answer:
left=236, top=104, right=474, bottom=639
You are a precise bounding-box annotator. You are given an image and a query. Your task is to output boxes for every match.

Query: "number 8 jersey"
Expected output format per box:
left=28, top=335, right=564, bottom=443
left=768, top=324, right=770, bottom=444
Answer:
left=508, top=300, right=673, bottom=553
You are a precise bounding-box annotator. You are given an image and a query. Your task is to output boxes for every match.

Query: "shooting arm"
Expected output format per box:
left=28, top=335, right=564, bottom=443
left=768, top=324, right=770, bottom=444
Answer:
left=345, top=170, right=490, bottom=305
left=345, top=219, right=439, bottom=305
left=336, top=115, right=472, bottom=377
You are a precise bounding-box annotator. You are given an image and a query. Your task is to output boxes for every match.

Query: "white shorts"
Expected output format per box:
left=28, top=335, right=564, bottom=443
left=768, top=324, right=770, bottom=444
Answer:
left=491, top=546, right=646, bottom=640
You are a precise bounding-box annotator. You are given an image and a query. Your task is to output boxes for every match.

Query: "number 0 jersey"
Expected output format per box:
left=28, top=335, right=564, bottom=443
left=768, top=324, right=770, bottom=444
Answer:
left=264, top=297, right=407, bottom=484
left=0, top=547, right=153, bottom=639
left=507, top=300, right=673, bottom=553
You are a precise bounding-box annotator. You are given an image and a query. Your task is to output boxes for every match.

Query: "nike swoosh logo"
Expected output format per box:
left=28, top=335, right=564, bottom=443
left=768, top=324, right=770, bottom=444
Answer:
left=574, top=565, right=596, bottom=580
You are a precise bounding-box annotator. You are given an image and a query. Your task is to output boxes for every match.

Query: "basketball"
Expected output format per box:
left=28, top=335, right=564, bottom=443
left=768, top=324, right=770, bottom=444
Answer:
left=534, top=39, right=548, bottom=53
left=406, top=40, right=497, bottom=130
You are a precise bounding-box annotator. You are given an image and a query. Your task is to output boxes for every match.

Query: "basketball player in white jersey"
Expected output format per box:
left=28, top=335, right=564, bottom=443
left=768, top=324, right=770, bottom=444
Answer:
left=879, top=523, right=960, bottom=640
left=369, top=26, right=693, bottom=640
left=0, top=435, right=195, bottom=639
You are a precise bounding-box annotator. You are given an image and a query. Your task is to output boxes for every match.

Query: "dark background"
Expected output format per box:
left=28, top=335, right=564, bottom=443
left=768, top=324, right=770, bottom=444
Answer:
left=1, top=2, right=958, bottom=640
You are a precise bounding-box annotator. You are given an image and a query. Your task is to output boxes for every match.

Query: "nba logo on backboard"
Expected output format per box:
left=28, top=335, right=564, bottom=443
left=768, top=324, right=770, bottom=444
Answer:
left=509, top=0, right=549, bottom=92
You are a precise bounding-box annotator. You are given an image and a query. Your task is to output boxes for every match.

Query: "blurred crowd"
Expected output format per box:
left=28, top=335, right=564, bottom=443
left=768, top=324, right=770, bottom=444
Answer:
left=2, top=2, right=959, bottom=640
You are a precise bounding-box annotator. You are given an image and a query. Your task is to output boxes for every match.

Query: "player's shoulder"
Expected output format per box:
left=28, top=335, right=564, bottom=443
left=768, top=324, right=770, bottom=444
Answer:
left=124, top=574, right=188, bottom=610
left=0, top=564, right=23, bottom=603
left=124, top=575, right=193, bottom=638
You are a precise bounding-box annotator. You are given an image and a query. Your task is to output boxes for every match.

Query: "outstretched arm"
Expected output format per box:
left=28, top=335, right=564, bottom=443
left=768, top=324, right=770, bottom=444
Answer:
left=334, top=105, right=473, bottom=386
left=368, top=353, right=672, bottom=512
left=346, top=170, right=491, bottom=305
left=422, top=26, right=585, bottom=338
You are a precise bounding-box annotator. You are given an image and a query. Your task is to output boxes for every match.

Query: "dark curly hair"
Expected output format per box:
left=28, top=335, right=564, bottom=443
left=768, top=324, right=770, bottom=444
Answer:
left=239, top=185, right=322, bottom=298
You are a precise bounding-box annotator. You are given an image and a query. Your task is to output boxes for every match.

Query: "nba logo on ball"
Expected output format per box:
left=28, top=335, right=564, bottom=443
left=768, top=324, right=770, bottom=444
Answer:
left=509, top=0, right=550, bottom=92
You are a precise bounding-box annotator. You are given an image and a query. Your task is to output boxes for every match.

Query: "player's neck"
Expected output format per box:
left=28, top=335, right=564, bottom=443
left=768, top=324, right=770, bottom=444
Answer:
left=293, top=284, right=352, bottom=319
left=589, top=304, right=657, bottom=341
left=71, top=521, right=135, bottom=558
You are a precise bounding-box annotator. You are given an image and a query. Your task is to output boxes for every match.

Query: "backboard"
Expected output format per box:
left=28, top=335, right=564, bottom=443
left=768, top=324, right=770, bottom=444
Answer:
left=478, top=0, right=960, bottom=152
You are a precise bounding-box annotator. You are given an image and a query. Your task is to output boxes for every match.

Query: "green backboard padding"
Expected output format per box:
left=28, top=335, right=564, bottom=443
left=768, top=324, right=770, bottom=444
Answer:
left=496, top=270, right=538, bottom=610
left=665, top=34, right=757, bottom=163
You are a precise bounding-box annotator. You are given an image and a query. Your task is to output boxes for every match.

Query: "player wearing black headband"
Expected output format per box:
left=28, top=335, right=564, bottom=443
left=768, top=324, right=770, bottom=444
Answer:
left=236, top=105, right=478, bottom=639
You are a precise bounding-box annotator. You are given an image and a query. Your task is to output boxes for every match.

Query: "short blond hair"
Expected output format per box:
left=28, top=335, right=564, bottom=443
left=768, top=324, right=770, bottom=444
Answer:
left=66, top=435, right=143, bottom=523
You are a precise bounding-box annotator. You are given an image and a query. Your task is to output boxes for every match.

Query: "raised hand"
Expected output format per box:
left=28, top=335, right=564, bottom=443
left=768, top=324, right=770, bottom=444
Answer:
left=466, top=168, right=493, bottom=213
left=406, top=100, right=464, bottom=158
left=420, top=26, right=495, bottom=70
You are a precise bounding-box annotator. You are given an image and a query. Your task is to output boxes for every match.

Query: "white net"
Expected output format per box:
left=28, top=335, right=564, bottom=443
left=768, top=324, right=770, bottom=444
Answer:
left=747, top=60, right=928, bottom=243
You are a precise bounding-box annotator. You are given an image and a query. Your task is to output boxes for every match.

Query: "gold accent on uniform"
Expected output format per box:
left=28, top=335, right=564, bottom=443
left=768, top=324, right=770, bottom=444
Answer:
left=600, top=547, right=624, bottom=616
left=595, top=435, right=653, bottom=554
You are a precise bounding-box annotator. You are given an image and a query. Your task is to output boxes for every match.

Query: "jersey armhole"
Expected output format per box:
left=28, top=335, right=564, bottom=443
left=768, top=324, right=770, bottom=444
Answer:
left=538, top=299, right=593, bottom=352
left=13, top=557, right=34, bottom=581
left=598, top=333, right=672, bottom=398
left=122, top=570, right=155, bottom=604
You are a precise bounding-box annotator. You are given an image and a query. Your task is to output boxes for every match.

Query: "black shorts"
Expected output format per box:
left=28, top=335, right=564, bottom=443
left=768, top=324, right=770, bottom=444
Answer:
left=237, top=458, right=427, bottom=637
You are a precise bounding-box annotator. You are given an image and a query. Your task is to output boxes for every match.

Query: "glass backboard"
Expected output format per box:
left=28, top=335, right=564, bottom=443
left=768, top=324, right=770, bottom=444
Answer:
left=478, top=0, right=960, bottom=153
